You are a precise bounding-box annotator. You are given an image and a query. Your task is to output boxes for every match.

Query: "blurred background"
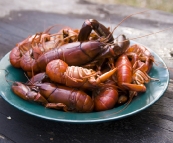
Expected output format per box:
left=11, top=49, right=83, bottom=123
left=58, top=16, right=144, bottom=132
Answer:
left=87, top=0, right=173, bottom=13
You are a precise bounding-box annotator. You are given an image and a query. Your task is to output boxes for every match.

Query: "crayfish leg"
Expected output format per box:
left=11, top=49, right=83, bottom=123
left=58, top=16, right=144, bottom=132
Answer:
left=96, top=68, right=117, bottom=84
left=46, top=103, right=68, bottom=112
left=121, top=82, right=146, bottom=92
left=117, top=94, right=128, bottom=105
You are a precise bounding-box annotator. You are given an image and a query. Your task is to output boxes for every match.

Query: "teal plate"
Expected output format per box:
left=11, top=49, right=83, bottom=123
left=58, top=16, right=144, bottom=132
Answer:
left=0, top=42, right=169, bottom=123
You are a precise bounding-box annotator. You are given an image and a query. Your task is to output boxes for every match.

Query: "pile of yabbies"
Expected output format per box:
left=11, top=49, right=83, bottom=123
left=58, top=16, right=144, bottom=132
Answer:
left=9, top=19, right=154, bottom=113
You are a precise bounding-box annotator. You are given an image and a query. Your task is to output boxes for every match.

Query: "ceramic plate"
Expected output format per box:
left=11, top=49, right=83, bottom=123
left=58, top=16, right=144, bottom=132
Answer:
left=0, top=42, right=169, bottom=123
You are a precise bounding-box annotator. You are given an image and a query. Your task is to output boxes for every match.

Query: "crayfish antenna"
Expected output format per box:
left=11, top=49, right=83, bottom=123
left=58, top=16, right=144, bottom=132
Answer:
left=102, top=10, right=149, bottom=43
left=116, top=25, right=173, bottom=46
left=24, top=72, right=34, bottom=85
left=3, top=69, right=12, bottom=85
left=0, top=69, right=25, bottom=85
left=146, top=73, right=160, bottom=82
left=129, top=26, right=173, bottom=41
left=43, top=24, right=72, bottom=34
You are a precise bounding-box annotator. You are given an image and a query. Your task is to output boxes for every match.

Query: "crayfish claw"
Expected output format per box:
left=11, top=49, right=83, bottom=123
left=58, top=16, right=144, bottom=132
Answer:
left=12, top=82, right=48, bottom=105
left=96, top=68, right=117, bottom=84
left=32, top=92, right=48, bottom=105
left=78, top=19, right=114, bottom=42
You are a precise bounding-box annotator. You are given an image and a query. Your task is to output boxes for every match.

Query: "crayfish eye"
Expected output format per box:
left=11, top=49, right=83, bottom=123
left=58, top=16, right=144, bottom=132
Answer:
left=112, top=45, right=124, bottom=56
left=89, top=19, right=99, bottom=29
left=31, top=52, right=34, bottom=58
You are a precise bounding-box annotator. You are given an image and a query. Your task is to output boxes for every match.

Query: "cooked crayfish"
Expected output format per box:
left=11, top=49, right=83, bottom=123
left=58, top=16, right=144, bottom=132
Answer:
left=112, top=47, right=155, bottom=107
left=36, top=18, right=130, bottom=71
left=10, top=27, right=79, bottom=72
left=12, top=81, right=94, bottom=113
left=9, top=26, right=53, bottom=69
left=46, top=59, right=117, bottom=90
left=115, top=54, right=147, bottom=93
left=37, top=35, right=129, bottom=71
left=93, top=80, right=119, bottom=111
left=125, top=44, right=154, bottom=73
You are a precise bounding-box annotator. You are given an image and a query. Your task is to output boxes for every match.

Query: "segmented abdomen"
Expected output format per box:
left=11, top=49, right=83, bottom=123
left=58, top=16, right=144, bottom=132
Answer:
left=9, top=46, right=22, bottom=68
left=115, top=54, right=132, bottom=89
left=46, top=59, right=96, bottom=89
left=39, top=83, right=94, bottom=112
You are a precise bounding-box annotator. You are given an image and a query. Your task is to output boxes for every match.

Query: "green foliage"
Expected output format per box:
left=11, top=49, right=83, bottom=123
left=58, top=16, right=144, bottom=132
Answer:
left=88, top=0, right=173, bottom=13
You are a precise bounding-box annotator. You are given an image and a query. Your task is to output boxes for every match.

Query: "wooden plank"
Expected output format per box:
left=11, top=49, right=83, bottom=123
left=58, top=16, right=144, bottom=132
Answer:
left=0, top=11, right=83, bottom=33
left=0, top=134, right=14, bottom=143
left=0, top=30, right=22, bottom=47
left=0, top=44, right=10, bottom=59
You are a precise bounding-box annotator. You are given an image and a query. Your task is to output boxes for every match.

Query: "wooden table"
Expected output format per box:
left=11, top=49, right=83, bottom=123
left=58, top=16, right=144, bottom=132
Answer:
left=0, top=1, right=173, bottom=143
